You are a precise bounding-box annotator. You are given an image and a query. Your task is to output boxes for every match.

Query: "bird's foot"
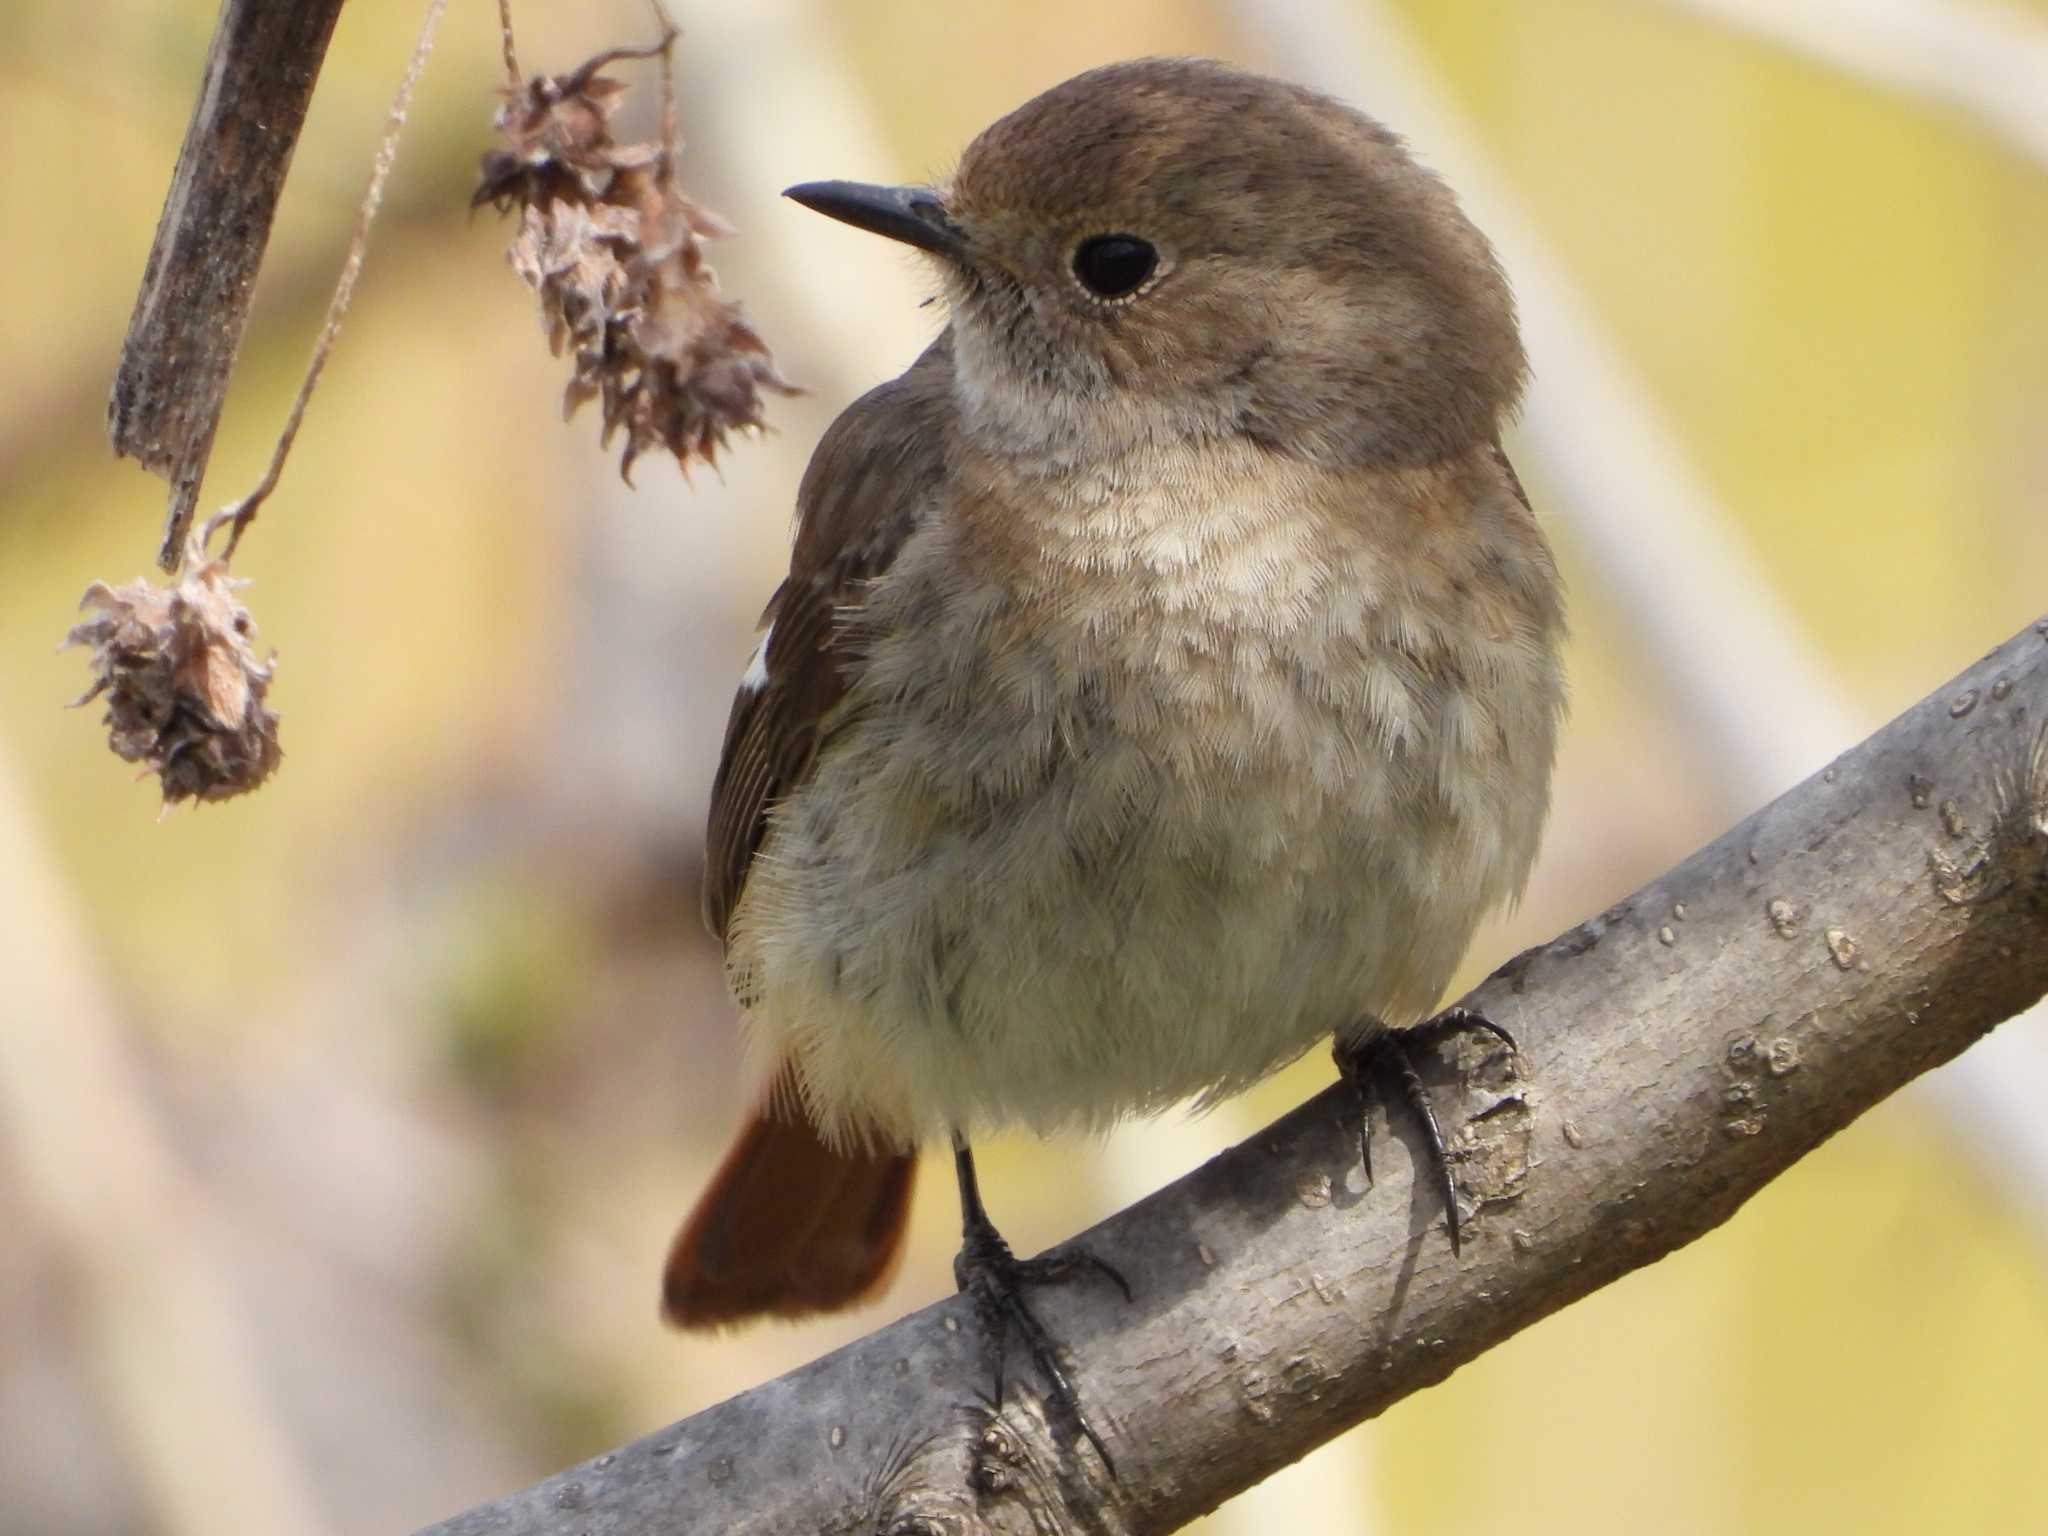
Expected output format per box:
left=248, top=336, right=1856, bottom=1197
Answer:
left=1336, top=1007, right=1519, bottom=1256
left=953, top=1213, right=1132, bottom=1476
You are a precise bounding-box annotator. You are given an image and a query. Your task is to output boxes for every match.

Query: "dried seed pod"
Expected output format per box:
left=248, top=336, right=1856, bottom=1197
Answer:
left=474, top=56, right=653, bottom=212
left=479, top=36, right=797, bottom=481
left=66, top=555, right=281, bottom=805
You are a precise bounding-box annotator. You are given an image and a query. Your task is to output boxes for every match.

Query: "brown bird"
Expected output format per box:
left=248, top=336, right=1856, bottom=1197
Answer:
left=663, top=57, right=1566, bottom=1456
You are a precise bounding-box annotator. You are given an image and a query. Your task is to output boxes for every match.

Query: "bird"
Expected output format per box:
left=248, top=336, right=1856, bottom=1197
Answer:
left=661, top=56, right=1566, bottom=1459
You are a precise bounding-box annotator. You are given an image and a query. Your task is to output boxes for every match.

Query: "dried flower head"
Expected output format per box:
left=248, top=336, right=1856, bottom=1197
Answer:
left=477, top=34, right=797, bottom=482
left=66, top=553, right=281, bottom=805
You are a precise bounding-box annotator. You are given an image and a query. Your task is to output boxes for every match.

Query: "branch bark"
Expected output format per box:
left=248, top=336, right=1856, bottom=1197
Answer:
left=416, top=616, right=2048, bottom=1536
left=106, top=0, right=348, bottom=571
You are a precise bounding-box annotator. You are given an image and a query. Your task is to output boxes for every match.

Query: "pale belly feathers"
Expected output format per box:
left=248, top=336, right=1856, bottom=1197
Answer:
left=724, top=441, right=1563, bottom=1150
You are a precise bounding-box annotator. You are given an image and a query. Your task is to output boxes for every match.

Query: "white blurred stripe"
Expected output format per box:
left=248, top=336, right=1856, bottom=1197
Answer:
left=1919, top=1024, right=2048, bottom=1250
left=1663, top=0, right=2048, bottom=167
left=1217, top=0, right=1857, bottom=800
left=1213, top=0, right=2048, bottom=1234
left=0, top=741, right=332, bottom=1536
left=667, top=0, right=941, bottom=389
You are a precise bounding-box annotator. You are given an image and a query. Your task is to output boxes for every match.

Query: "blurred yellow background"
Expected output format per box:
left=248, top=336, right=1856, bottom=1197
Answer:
left=3, top=1, right=2045, bottom=1532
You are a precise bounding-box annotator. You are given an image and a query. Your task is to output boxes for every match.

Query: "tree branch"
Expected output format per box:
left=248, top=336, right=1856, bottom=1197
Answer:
left=106, top=0, right=347, bottom=571
left=415, top=616, right=2048, bottom=1536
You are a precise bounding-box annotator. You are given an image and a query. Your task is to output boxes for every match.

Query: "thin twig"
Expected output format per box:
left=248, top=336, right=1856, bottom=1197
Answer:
left=651, top=0, right=681, bottom=180
left=496, top=0, right=520, bottom=88
left=205, top=0, right=453, bottom=564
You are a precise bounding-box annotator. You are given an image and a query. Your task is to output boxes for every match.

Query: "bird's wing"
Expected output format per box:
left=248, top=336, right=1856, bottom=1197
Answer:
left=1490, top=436, right=1532, bottom=512
left=702, top=334, right=955, bottom=942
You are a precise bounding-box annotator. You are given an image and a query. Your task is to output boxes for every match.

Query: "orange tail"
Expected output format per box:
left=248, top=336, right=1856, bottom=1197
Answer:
left=662, top=1063, right=917, bottom=1329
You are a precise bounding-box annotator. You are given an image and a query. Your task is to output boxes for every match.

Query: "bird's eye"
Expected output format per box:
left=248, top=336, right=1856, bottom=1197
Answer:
left=1072, top=235, right=1158, bottom=299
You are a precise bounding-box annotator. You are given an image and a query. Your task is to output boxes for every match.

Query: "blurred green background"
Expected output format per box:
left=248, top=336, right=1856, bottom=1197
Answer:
left=2, top=1, right=2044, bottom=1532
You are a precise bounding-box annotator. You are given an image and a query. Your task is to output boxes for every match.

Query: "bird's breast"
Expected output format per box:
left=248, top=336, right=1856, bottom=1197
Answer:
left=726, top=439, right=1563, bottom=1148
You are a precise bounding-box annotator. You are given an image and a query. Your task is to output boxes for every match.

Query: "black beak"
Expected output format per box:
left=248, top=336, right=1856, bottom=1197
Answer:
left=784, top=180, right=965, bottom=258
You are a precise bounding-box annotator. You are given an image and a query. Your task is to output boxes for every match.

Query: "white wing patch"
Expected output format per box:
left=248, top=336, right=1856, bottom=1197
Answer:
left=740, top=623, right=773, bottom=694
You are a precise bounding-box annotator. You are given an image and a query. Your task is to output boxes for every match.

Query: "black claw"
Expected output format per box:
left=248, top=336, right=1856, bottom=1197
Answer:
left=1019, top=1246, right=1134, bottom=1304
left=1428, top=1006, right=1519, bottom=1055
left=1337, top=1008, right=1520, bottom=1256
left=951, top=1140, right=1129, bottom=1476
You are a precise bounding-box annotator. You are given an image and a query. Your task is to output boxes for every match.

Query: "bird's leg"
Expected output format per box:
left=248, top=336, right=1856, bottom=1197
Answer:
left=950, top=1133, right=1132, bottom=1474
left=1335, top=1008, right=1519, bottom=1256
